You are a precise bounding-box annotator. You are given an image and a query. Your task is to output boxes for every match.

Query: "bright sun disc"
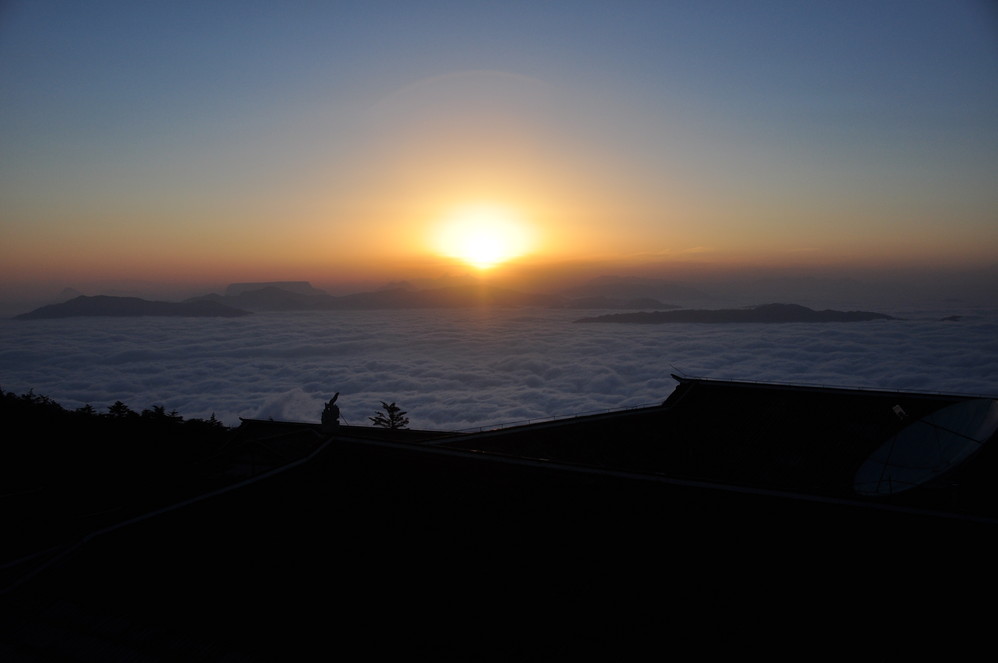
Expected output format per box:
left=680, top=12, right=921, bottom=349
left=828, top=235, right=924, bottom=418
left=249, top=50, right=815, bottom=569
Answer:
left=433, top=205, right=533, bottom=269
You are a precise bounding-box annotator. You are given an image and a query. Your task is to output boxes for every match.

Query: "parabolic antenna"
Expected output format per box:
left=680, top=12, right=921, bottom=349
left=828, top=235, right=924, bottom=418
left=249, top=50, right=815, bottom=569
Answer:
left=854, top=398, right=998, bottom=496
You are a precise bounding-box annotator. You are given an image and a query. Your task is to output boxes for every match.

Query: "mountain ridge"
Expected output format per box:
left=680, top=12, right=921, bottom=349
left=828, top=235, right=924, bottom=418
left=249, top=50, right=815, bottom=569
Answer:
left=13, top=280, right=900, bottom=320
left=183, top=281, right=675, bottom=312
left=14, top=295, right=251, bottom=320
left=574, top=303, right=896, bottom=324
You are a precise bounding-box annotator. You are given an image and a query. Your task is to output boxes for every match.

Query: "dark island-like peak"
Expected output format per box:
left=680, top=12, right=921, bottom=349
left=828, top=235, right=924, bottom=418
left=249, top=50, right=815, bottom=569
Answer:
left=15, top=295, right=252, bottom=319
left=574, top=302, right=896, bottom=324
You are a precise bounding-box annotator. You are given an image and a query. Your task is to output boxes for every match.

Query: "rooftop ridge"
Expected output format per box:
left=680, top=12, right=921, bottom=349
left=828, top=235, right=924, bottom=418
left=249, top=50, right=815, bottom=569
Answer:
left=671, top=373, right=998, bottom=400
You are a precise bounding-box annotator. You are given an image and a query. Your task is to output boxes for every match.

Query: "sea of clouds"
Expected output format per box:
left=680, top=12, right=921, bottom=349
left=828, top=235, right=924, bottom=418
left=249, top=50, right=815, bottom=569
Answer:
left=2, top=305, right=997, bottom=431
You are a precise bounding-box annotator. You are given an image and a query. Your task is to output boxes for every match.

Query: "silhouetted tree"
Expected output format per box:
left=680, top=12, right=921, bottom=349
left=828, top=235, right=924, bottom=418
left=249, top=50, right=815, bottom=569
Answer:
left=107, top=400, right=136, bottom=419
left=74, top=403, right=97, bottom=417
left=186, top=412, right=225, bottom=431
left=141, top=404, right=182, bottom=425
left=369, top=401, right=409, bottom=429
left=0, top=388, right=233, bottom=501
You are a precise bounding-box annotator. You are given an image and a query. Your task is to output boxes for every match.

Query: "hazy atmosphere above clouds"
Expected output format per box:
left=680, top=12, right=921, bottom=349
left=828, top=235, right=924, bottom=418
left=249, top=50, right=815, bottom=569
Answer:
left=1, top=1, right=997, bottom=306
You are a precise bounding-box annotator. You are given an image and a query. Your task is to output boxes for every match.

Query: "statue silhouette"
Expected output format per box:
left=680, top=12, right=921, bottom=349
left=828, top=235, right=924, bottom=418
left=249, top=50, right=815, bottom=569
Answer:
left=321, top=392, right=340, bottom=433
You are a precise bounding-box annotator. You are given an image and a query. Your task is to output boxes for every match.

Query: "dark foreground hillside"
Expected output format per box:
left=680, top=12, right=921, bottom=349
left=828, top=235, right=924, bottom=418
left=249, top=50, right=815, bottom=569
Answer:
left=2, top=385, right=997, bottom=659
left=5, top=434, right=995, bottom=661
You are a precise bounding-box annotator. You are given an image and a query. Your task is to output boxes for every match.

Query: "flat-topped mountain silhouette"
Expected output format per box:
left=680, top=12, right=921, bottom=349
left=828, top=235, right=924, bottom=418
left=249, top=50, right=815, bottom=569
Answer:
left=574, top=302, right=896, bottom=323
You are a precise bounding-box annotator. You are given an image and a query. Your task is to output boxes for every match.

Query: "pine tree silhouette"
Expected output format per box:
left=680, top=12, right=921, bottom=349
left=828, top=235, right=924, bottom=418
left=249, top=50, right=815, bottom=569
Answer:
left=369, top=401, right=409, bottom=429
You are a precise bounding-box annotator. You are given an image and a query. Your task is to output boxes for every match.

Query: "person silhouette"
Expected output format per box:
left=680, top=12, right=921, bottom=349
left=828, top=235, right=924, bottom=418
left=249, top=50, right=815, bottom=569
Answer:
left=321, top=392, right=340, bottom=433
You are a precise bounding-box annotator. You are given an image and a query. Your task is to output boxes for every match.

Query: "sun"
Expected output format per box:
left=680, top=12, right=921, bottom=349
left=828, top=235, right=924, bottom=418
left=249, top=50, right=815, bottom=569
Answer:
left=432, top=204, right=534, bottom=269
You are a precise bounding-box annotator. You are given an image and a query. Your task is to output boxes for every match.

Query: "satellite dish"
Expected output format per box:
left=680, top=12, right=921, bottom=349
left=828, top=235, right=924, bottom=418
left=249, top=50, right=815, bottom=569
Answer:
left=854, top=398, right=998, bottom=496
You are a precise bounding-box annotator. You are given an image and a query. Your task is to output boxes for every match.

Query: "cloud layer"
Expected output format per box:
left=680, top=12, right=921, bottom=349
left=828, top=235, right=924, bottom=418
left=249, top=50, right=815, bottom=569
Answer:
left=3, top=306, right=997, bottom=431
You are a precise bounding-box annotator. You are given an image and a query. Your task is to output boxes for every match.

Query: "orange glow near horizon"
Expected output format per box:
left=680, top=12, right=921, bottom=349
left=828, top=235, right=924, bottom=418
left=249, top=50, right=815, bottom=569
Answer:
left=429, top=204, right=537, bottom=270
left=2, top=6, right=997, bottom=305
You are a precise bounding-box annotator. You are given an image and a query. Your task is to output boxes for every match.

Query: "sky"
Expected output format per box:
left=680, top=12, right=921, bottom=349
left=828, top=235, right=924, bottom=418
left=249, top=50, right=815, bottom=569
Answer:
left=2, top=1, right=997, bottom=305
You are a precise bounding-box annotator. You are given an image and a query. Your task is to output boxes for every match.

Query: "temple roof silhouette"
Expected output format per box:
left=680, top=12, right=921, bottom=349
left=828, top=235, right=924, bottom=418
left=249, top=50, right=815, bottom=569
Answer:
left=428, top=375, right=998, bottom=519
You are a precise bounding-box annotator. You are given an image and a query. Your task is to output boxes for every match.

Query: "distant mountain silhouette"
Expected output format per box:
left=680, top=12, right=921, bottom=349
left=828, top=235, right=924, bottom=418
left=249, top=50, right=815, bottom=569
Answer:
left=193, top=286, right=326, bottom=311
left=186, top=282, right=670, bottom=311
left=15, top=295, right=251, bottom=319
left=561, top=275, right=711, bottom=302
left=557, top=296, right=676, bottom=310
left=224, top=281, right=327, bottom=297
left=59, top=286, right=85, bottom=300
left=334, top=284, right=566, bottom=309
left=574, top=303, right=896, bottom=324
left=20, top=284, right=899, bottom=319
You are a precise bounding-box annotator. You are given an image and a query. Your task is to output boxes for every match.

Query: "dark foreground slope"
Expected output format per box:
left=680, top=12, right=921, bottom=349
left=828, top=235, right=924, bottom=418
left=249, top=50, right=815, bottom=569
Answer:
left=3, top=427, right=996, bottom=660
left=3, top=379, right=997, bottom=660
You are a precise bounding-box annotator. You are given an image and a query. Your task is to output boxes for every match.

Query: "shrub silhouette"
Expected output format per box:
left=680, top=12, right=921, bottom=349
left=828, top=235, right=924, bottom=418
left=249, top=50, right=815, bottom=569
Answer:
left=0, top=387, right=230, bottom=494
